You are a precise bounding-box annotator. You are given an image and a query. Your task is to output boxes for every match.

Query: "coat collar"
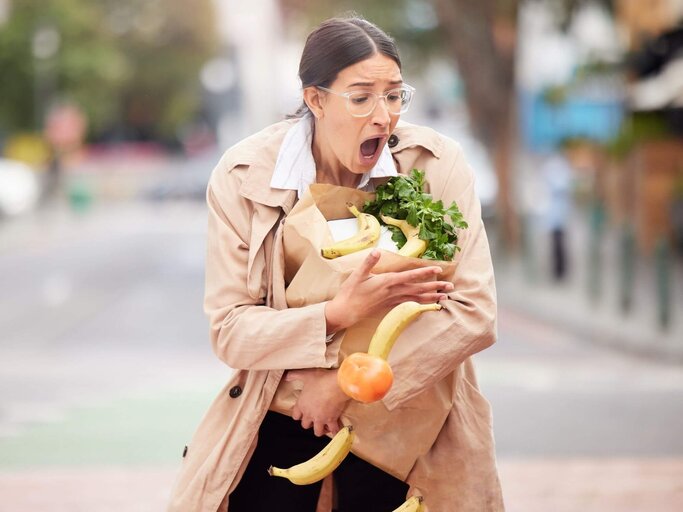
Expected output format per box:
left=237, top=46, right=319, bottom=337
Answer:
left=235, top=119, right=443, bottom=212
left=237, top=121, right=298, bottom=213
left=391, top=121, right=444, bottom=159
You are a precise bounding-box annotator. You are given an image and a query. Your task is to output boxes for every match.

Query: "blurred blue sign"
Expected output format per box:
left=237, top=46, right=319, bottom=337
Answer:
left=519, top=90, right=624, bottom=151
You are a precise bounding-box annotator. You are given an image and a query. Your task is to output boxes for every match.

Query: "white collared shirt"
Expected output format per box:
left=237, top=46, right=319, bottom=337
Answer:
left=270, top=115, right=397, bottom=198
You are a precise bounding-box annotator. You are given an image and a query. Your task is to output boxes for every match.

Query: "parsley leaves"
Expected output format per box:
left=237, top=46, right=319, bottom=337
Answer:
left=363, top=169, right=468, bottom=261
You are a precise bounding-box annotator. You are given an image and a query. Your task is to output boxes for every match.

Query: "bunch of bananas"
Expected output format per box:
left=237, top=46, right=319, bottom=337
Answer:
left=321, top=203, right=381, bottom=259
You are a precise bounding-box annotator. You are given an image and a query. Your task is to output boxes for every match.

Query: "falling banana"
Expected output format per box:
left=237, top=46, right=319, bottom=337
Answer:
left=321, top=203, right=381, bottom=259
left=268, top=425, right=355, bottom=485
left=392, top=496, right=426, bottom=512
left=380, top=214, right=428, bottom=258
left=367, top=301, right=442, bottom=360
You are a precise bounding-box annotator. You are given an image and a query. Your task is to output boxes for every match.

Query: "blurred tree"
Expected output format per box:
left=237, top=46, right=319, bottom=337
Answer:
left=0, top=0, right=218, bottom=143
left=99, top=0, right=218, bottom=142
left=0, top=0, right=121, bottom=134
left=432, top=0, right=519, bottom=248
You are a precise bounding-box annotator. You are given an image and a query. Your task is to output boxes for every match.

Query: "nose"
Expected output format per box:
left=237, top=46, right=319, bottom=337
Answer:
left=370, top=96, right=392, bottom=127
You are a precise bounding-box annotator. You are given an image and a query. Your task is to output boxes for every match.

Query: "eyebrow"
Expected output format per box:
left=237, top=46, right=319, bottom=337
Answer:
left=347, top=80, right=404, bottom=87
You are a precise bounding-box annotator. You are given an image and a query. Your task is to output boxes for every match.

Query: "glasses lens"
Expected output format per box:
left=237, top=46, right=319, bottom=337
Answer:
left=345, top=87, right=414, bottom=116
left=346, top=92, right=376, bottom=117
left=396, top=87, right=413, bottom=114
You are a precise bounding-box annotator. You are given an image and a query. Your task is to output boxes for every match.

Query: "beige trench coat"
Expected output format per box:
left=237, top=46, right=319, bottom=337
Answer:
left=167, top=119, right=504, bottom=512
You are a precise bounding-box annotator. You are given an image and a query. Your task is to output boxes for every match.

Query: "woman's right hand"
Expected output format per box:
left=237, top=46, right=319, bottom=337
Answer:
left=324, top=250, right=453, bottom=333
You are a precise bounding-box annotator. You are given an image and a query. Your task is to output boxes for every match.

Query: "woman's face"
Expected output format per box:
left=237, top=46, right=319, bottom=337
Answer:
left=313, top=53, right=403, bottom=175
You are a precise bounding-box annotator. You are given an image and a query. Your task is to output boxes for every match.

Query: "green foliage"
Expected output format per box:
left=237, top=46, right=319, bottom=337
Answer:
left=0, top=0, right=218, bottom=141
left=605, top=112, right=670, bottom=160
left=363, top=169, right=468, bottom=260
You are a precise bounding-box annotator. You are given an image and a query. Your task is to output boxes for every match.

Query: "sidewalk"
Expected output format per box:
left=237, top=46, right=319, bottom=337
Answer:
left=492, top=213, right=683, bottom=363
left=1, top=458, right=681, bottom=512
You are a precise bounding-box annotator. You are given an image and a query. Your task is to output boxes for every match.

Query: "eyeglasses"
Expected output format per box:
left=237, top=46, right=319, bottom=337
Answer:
left=316, top=84, right=416, bottom=117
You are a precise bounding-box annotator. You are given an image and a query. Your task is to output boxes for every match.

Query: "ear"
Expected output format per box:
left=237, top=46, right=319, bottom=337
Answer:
left=303, top=86, right=324, bottom=119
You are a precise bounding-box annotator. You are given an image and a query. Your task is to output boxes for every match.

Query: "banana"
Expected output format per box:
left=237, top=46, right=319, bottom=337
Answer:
left=367, top=301, right=442, bottom=360
left=321, top=203, right=381, bottom=259
left=380, top=214, right=428, bottom=258
left=392, top=496, right=425, bottom=512
left=268, top=425, right=355, bottom=485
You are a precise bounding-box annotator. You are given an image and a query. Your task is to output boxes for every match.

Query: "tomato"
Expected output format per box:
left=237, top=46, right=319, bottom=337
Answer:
left=337, top=352, right=394, bottom=403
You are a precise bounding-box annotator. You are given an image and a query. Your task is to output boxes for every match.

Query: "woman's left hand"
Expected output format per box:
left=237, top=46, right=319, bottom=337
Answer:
left=285, top=369, right=351, bottom=437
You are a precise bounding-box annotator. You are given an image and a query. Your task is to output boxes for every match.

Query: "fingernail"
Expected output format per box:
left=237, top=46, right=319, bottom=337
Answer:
left=446, top=283, right=454, bottom=291
left=433, top=267, right=442, bottom=274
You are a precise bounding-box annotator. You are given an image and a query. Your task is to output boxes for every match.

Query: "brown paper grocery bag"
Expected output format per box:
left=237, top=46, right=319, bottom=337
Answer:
left=270, top=183, right=457, bottom=479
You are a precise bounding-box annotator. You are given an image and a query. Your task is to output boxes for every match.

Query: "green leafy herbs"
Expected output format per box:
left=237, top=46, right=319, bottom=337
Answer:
left=363, top=169, right=468, bottom=261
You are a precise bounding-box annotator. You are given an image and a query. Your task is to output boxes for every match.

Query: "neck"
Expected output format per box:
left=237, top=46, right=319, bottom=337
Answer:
left=311, top=120, right=361, bottom=188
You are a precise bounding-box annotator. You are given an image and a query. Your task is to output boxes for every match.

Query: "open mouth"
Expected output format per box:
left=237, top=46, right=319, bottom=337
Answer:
left=359, top=136, right=385, bottom=164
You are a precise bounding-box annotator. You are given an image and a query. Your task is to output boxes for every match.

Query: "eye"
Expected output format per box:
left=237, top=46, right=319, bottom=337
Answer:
left=386, top=91, right=402, bottom=103
left=349, top=92, right=371, bottom=104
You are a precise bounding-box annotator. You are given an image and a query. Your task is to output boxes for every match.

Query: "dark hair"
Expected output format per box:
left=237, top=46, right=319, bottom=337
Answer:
left=290, top=16, right=401, bottom=118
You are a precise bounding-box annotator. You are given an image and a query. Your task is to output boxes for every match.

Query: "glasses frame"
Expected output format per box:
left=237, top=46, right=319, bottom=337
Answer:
left=316, top=83, right=416, bottom=118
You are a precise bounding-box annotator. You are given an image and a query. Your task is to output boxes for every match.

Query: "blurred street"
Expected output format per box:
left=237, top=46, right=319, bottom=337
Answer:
left=0, top=184, right=681, bottom=511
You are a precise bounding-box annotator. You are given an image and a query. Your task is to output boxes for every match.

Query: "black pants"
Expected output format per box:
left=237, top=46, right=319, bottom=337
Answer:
left=551, top=228, right=567, bottom=281
left=229, top=411, right=409, bottom=511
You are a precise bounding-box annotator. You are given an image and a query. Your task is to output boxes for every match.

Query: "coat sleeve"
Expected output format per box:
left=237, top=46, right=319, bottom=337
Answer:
left=203, top=163, right=340, bottom=371
left=382, top=141, right=497, bottom=411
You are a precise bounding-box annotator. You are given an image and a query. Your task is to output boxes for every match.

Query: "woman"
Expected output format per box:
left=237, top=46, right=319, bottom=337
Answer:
left=168, top=16, right=503, bottom=512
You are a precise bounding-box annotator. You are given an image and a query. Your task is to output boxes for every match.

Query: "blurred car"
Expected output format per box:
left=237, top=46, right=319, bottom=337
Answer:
left=0, top=158, right=41, bottom=217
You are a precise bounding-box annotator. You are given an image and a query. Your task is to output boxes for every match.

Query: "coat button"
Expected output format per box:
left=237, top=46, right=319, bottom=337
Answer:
left=388, top=134, right=399, bottom=148
left=182, top=445, right=188, bottom=458
left=229, top=385, right=243, bottom=398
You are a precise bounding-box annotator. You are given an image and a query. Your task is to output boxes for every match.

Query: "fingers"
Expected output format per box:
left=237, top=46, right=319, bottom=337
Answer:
left=293, top=412, right=340, bottom=437
left=325, top=421, right=340, bottom=436
left=391, top=265, right=443, bottom=284
left=314, top=420, right=340, bottom=437
left=313, top=421, right=326, bottom=437
left=411, top=293, right=449, bottom=304
left=353, top=249, right=381, bottom=280
left=404, top=280, right=453, bottom=293
left=399, top=280, right=453, bottom=298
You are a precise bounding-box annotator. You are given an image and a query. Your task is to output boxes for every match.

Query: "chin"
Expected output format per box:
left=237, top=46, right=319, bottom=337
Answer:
left=350, top=163, right=373, bottom=175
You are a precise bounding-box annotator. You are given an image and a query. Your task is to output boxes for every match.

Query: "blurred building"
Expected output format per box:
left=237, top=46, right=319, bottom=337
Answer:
left=615, top=0, right=683, bottom=49
left=211, top=0, right=301, bottom=149
left=516, top=2, right=625, bottom=152
left=612, top=0, right=683, bottom=254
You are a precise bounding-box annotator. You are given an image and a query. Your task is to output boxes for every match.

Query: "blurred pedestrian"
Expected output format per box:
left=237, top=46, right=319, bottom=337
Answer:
left=168, top=15, right=503, bottom=512
left=542, top=144, right=574, bottom=281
